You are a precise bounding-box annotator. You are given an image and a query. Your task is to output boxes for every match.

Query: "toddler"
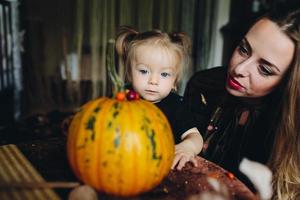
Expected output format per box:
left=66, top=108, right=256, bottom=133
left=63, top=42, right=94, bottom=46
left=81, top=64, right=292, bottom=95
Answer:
left=116, top=26, right=203, bottom=170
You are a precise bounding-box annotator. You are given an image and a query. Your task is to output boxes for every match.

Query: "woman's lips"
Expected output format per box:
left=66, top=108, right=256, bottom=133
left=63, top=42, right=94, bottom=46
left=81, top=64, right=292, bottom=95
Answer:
left=227, top=76, right=244, bottom=90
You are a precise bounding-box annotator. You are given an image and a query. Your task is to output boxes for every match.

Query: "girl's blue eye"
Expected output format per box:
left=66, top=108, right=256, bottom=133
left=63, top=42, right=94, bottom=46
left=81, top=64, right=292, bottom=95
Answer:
left=161, top=72, right=170, bottom=77
left=139, top=69, right=148, bottom=74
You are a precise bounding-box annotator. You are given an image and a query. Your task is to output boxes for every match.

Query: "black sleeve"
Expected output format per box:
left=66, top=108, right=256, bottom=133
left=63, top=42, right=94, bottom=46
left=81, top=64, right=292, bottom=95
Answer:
left=172, top=100, right=199, bottom=143
left=184, top=66, right=227, bottom=133
left=156, top=93, right=199, bottom=144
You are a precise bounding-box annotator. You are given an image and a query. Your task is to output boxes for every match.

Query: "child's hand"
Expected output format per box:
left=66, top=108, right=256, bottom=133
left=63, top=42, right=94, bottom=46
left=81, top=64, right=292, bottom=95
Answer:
left=171, top=141, right=198, bottom=170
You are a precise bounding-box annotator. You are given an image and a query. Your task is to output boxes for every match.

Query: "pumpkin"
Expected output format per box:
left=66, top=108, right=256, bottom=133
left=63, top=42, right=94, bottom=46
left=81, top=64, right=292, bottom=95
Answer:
left=66, top=40, right=174, bottom=197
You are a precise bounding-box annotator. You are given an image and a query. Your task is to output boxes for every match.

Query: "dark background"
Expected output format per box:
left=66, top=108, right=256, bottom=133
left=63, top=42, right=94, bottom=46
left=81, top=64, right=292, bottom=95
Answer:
left=0, top=0, right=298, bottom=132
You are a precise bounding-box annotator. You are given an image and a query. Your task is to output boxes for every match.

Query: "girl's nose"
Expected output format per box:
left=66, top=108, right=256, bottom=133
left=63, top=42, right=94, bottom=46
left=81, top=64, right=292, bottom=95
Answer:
left=148, top=74, right=158, bottom=85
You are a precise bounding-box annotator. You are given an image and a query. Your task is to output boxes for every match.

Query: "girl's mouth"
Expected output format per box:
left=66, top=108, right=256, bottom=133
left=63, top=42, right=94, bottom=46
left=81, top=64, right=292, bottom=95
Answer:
left=145, top=90, right=158, bottom=94
left=227, top=76, right=244, bottom=91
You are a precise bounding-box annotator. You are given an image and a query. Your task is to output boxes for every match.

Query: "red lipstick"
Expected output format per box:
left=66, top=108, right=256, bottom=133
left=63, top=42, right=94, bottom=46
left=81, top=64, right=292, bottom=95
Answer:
left=227, top=76, right=243, bottom=90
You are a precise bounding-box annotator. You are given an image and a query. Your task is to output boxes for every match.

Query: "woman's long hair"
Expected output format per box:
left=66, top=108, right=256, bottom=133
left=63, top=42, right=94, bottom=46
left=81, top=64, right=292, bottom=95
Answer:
left=266, top=3, right=300, bottom=200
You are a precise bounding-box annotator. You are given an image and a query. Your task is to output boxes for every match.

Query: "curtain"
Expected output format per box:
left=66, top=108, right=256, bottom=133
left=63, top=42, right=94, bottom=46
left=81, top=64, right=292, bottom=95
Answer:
left=21, top=0, right=218, bottom=117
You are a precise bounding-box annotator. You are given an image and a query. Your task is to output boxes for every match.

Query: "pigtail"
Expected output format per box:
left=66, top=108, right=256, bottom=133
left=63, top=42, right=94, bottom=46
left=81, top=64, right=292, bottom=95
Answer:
left=170, top=32, right=192, bottom=85
left=115, top=26, right=138, bottom=64
left=170, top=32, right=192, bottom=56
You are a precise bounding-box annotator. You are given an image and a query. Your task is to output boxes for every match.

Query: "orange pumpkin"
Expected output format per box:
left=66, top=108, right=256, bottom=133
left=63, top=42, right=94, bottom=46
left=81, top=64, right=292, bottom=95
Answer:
left=67, top=95, right=175, bottom=196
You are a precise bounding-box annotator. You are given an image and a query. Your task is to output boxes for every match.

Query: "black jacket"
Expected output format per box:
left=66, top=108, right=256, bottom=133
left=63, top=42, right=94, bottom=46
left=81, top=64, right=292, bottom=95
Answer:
left=184, top=66, right=279, bottom=188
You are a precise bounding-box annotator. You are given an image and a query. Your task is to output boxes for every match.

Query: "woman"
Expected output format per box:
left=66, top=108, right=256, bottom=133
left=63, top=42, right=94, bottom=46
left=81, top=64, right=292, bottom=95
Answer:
left=184, top=3, right=300, bottom=200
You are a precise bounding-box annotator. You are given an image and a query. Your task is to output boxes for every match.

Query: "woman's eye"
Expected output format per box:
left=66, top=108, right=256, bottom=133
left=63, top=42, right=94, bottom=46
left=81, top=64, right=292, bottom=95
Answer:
left=238, top=44, right=249, bottom=56
left=258, top=65, right=273, bottom=76
left=161, top=72, right=170, bottom=77
left=138, top=69, right=148, bottom=74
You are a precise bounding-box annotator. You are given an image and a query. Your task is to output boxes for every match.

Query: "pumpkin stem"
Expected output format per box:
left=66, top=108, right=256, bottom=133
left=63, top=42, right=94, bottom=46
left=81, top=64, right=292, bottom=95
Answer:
left=106, top=39, right=124, bottom=96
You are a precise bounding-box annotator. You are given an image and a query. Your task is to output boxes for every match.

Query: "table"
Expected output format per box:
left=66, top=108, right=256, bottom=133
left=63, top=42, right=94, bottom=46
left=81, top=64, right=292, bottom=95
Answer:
left=7, top=136, right=256, bottom=200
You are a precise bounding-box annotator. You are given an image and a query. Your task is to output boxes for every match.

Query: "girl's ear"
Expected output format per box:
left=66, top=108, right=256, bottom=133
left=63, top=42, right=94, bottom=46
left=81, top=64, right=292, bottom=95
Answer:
left=173, top=75, right=180, bottom=91
left=172, top=85, right=178, bottom=92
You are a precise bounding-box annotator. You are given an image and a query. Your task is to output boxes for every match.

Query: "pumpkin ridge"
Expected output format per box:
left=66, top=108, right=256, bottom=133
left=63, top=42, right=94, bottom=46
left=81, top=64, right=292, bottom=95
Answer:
left=80, top=99, right=105, bottom=185
left=142, top=100, right=174, bottom=185
left=130, top=101, right=147, bottom=195
left=138, top=101, right=154, bottom=192
left=135, top=100, right=160, bottom=192
left=95, top=98, right=115, bottom=192
left=120, top=102, right=137, bottom=195
left=69, top=99, right=98, bottom=182
left=68, top=101, right=93, bottom=179
left=90, top=98, right=109, bottom=190
left=105, top=99, right=124, bottom=194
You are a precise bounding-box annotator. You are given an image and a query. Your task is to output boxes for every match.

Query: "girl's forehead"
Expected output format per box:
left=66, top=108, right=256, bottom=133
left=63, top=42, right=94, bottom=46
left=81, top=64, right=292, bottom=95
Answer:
left=135, top=43, right=169, bottom=52
left=134, top=44, right=177, bottom=59
left=133, top=44, right=178, bottom=68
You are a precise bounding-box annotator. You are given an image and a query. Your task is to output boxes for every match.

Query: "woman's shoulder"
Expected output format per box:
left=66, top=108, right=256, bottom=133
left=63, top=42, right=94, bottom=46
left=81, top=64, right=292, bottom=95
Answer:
left=184, top=67, right=227, bottom=134
left=184, top=66, right=226, bottom=101
left=187, top=66, right=226, bottom=90
left=183, top=66, right=227, bottom=132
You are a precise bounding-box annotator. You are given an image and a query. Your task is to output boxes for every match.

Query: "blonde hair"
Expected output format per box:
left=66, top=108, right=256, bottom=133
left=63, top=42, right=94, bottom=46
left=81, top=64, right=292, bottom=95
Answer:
left=115, top=26, right=191, bottom=87
left=265, top=4, right=300, bottom=200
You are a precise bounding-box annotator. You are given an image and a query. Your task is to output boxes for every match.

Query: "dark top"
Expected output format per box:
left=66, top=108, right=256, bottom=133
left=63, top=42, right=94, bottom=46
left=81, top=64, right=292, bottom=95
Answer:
left=155, top=92, right=198, bottom=144
left=184, top=66, right=279, bottom=187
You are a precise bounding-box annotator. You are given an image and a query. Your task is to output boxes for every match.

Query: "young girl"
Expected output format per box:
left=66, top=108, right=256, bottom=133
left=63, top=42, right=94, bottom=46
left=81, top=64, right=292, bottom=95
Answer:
left=116, top=26, right=203, bottom=170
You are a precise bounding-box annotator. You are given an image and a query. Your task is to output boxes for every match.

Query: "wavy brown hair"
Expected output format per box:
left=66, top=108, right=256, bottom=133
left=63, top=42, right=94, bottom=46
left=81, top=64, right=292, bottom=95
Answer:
left=115, top=26, right=191, bottom=87
left=265, top=3, right=300, bottom=200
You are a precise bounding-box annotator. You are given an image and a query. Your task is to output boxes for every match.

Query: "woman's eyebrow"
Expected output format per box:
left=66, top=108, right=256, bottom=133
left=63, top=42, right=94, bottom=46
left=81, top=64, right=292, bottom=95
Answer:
left=244, top=37, right=280, bottom=72
left=242, top=38, right=252, bottom=52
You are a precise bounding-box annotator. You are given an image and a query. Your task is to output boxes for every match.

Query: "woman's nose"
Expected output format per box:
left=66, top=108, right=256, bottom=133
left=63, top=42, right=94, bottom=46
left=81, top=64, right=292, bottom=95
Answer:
left=233, top=58, right=253, bottom=77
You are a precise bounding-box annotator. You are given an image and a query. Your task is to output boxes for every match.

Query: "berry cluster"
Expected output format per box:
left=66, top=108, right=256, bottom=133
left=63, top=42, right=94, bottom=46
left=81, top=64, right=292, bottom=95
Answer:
left=116, top=90, right=140, bottom=101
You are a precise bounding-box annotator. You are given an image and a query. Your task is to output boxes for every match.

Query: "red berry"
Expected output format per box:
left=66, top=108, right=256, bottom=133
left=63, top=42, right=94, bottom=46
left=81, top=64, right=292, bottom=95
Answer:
left=116, top=92, right=126, bottom=101
left=126, top=90, right=137, bottom=100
